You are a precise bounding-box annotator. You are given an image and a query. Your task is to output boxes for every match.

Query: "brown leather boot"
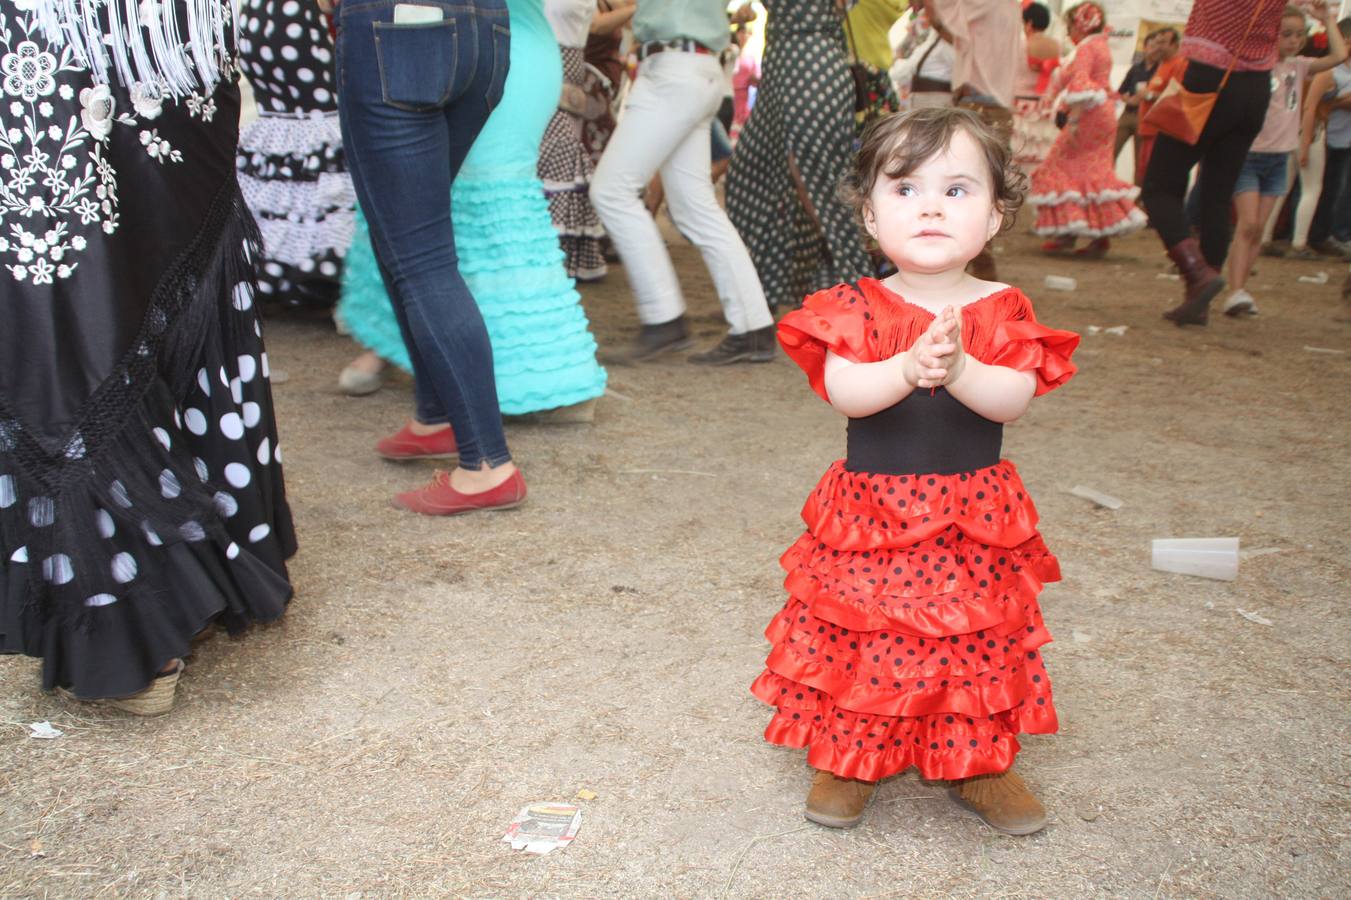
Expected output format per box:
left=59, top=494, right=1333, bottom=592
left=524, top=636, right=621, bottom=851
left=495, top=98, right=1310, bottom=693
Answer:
left=804, top=769, right=877, bottom=828
left=1162, top=237, right=1224, bottom=326
left=949, top=768, right=1048, bottom=835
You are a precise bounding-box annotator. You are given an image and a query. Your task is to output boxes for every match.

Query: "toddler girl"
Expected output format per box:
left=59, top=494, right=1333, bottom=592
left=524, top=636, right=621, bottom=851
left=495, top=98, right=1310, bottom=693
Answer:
left=751, top=107, right=1079, bottom=835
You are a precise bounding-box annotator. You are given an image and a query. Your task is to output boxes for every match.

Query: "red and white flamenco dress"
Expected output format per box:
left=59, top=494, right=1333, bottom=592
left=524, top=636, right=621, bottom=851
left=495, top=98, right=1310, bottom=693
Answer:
left=1028, top=33, right=1147, bottom=239
left=751, top=279, right=1079, bottom=782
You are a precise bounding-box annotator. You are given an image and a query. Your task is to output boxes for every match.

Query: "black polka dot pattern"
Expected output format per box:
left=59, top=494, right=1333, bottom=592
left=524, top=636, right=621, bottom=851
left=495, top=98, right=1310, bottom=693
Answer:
left=236, top=0, right=355, bottom=308
left=752, top=283, right=1079, bottom=782
left=725, top=0, right=873, bottom=310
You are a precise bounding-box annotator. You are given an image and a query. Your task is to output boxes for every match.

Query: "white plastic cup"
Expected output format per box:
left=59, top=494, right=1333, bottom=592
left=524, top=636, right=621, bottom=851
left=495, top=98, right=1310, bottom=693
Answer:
left=1044, top=275, right=1077, bottom=291
left=1150, top=537, right=1240, bottom=581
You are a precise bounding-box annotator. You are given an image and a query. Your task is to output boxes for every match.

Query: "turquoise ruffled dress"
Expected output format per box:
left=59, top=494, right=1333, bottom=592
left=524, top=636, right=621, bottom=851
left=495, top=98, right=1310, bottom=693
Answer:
left=337, top=0, right=606, bottom=415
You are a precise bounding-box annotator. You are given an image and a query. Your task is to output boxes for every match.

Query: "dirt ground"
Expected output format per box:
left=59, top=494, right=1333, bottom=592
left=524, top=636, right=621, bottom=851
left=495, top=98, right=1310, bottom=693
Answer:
left=2, top=222, right=1349, bottom=897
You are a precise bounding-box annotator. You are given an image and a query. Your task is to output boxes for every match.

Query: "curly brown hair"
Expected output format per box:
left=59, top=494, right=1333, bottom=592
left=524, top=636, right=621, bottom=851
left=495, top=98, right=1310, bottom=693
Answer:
left=842, top=107, right=1027, bottom=235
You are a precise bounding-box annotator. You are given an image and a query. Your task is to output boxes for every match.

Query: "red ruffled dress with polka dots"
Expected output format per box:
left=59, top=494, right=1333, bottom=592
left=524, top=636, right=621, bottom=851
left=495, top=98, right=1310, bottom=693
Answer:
left=751, top=278, right=1079, bottom=782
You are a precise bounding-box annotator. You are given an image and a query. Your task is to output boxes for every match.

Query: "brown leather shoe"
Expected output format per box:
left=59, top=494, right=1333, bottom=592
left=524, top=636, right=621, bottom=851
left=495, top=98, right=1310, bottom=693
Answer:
left=1162, top=237, right=1224, bottom=326
left=804, top=769, right=877, bottom=828
left=949, top=768, right=1047, bottom=835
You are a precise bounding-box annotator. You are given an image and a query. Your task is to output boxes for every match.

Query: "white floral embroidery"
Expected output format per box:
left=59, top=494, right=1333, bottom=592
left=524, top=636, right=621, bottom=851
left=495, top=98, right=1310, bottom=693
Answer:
left=0, top=3, right=222, bottom=284
left=78, top=84, right=114, bottom=139
left=138, top=128, right=181, bottom=163
left=129, top=81, right=164, bottom=120
left=1, top=40, right=56, bottom=101
left=185, top=92, right=216, bottom=122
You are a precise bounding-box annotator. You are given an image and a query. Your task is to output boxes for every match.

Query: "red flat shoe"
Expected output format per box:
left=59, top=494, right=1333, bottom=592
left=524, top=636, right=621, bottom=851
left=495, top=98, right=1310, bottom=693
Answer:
left=393, top=469, right=527, bottom=516
left=1040, top=237, right=1075, bottom=254
left=376, top=422, right=458, bottom=461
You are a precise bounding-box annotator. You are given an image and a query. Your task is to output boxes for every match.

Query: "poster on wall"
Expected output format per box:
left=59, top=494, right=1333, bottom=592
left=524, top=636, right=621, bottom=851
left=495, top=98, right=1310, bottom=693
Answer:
left=1095, top=0, right=1190, bottom=70
left=1101, top=0, right=1145, bottom=69
left=1135, top=0, right=1190, bottom=55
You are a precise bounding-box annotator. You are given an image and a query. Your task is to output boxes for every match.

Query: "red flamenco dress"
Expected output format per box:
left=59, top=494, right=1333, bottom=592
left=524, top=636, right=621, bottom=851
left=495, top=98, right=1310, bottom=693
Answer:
left=1028, top=33, right=1147, bottom=239
left=750, top=279, right=1079, bottom=782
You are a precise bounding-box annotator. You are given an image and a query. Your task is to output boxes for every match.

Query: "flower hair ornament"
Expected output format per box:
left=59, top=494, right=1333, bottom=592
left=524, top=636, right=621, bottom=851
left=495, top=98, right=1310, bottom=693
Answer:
left=1069, top=2, right=1106, bottom=36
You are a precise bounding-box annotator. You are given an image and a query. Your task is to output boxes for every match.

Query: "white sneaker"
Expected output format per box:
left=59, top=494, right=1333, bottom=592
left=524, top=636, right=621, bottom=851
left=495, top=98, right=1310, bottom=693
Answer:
left=338, top=363, right=384, bottom=396
left=1223, top=289, right=1258, bottom=317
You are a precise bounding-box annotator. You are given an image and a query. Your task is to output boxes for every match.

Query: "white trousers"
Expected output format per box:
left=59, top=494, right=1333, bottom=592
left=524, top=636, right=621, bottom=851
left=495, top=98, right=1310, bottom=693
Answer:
left=591, top=51, right=771, bottom=332
left=1292, top=135, right=1326, bottom=249
left=1262, top=138, right=1327, bottom=247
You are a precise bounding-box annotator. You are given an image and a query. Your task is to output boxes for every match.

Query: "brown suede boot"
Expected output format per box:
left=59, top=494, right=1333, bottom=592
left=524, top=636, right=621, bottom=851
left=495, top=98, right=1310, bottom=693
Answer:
left=1162, top=237, right=1224, bottom=326
left=804, top=770, right=877, bottom=828
left=948, top=768, right=1048, bottom=835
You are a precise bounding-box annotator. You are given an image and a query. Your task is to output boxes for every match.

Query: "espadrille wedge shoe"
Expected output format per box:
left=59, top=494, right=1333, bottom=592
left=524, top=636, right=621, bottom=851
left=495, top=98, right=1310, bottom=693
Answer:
left=110, top=660, right=183, bottom=716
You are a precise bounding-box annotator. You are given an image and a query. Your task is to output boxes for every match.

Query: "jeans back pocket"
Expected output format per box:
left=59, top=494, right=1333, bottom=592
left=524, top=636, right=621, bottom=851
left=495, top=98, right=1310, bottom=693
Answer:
left=374, top=19, right=459, bottom=111
left=484, top=23, right=511, bottom=111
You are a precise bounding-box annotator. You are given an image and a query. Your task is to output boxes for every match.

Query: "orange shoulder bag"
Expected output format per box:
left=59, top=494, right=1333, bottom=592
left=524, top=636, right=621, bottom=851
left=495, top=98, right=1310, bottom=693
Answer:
left=1143, top=0, right=1268, bottom=145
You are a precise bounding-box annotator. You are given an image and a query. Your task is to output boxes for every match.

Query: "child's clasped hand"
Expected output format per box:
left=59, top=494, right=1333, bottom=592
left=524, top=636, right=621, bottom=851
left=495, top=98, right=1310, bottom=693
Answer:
left=902, top=306, right=967, bottom=389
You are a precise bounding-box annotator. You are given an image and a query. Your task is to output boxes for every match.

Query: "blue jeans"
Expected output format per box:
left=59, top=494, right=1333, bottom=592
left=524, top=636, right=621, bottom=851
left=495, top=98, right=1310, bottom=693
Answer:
left=1309, top=144, right=1351, bottom=245
left=336, top=0, right=512, bottom=469
left=1233, top=151, right=1290, bottom=197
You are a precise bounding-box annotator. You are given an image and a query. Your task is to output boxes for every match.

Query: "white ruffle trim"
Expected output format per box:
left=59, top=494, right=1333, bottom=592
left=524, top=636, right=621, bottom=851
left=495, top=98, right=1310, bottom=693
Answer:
left=239, top=172, right=358, bottom=268
left=257, top=210, right=357, bottom=268
left=551, top=221, right=607, bottom=239
left=239, top=171, right=356, bottom=220
left=541, top=176, right=592, bottom=193
left=1033, top=207, right=1148, bottom=238
left=1062, top=88, right=1108, bottom=108
left=239, top=110, right=344, bottom=159
left=1028, top=185, right=1141, bottom=206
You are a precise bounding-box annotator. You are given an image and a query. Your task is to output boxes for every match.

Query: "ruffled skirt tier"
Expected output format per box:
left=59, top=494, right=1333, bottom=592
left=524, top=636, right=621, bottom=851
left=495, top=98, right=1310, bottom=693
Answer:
left=1028, top=103, right=1147, bottom=239
left=338, top=173, right=607, bottom=415
left=538, top=46, right=607, bottom=282
left=236, top=111, right=356, bottom=306
left=752, top=459, right=1059, bottom=782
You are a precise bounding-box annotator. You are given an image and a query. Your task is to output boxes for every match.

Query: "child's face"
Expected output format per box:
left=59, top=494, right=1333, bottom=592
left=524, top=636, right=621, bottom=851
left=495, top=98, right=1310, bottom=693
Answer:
left=863, top=129, right=1003, bottom=278
left=1278, top=16, right=1306, bottom=59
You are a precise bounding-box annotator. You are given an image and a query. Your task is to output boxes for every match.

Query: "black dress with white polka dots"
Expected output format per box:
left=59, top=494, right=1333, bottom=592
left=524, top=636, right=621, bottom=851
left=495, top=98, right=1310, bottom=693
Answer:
left=236, top=0, right=355, bottom=308
left=751, top=280, right=1079, bottom=781
left=725, top=0, right=873, bottom=310
left=0, top=19, right=297, bottom=701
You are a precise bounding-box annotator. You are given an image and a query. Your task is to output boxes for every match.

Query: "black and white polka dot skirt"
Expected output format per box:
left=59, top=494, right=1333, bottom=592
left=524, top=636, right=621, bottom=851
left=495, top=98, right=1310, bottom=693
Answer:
left=236, top=0, right=355, bottom=308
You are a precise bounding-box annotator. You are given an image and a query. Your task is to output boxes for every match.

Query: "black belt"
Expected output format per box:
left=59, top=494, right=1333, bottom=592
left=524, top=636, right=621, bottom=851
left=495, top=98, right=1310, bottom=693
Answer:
left=845, top=388, right=1002, bottom=476
left=911, top=75, right=953, bottom=93
left=635, top=39, right=714, bottom=61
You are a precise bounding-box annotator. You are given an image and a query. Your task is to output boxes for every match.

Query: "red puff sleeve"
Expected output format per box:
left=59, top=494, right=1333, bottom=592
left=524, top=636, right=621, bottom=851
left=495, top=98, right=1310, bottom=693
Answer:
left=986, top=291, right=1079, bottom=396
left=777, top=283, right=875, bottom=403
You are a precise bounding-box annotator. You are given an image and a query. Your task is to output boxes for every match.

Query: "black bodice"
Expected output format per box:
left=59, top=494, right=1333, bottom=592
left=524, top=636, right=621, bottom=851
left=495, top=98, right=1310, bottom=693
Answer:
left=845, top=388, right=1002, bottom=476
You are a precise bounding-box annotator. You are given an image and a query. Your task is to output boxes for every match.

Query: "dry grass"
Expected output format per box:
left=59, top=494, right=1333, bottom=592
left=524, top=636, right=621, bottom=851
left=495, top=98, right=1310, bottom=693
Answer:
left=2, top=228, right=1349, bottom=897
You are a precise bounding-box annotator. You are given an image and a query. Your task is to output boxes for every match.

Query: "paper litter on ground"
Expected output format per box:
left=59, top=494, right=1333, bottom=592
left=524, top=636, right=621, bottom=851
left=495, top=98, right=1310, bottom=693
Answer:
left=1235, top=608, right=1275, bottom=626
left=1297, top=271, right=1328, bottom=284
left=1069, top=484, right=1123, bottom=510
left=1303, top=345, right=1346, bottom=355
left=502, top=803, right=582, bottom=855
left=26, top=721, right=62, bottom=739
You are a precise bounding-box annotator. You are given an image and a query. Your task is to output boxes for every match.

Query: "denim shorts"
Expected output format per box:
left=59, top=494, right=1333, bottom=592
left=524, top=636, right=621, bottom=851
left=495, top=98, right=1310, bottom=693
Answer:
left=1234, top=151, right=1291, bottom=197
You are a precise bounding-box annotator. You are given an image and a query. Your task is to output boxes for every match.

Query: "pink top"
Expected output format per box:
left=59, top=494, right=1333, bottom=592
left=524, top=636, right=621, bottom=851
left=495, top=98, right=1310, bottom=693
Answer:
left=732, top=53, right=760, bottom=126
left=1250, top=56, right=1314, bottom=152
left=1056, top=33, right=1113, bottom=110
left=1181, top=0, right=1284, bottom=73
left=933, top=0, right=1023, bottom=108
